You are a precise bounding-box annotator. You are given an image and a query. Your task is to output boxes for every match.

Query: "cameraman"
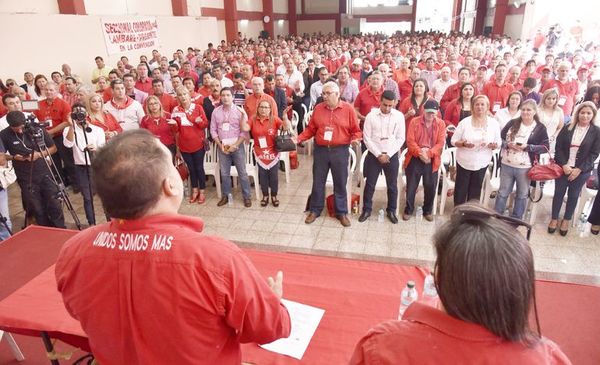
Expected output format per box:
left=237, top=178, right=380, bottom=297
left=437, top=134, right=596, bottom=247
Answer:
left=63, top=104, right=106, bottom=226
left=0, top=111, right=65, bottom=228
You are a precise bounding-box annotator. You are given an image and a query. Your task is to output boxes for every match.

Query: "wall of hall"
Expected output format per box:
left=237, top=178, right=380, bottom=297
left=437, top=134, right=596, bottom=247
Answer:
left=304, top=0, right=338, bottom=14
left=298, top=20, right=336, bottom=34
left=0, top=1, right=221, bottom=87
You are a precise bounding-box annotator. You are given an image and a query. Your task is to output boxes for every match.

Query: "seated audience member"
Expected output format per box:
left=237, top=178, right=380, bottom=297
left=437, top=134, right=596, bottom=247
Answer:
left=55, top=129, right=290, bottom=365
left=350, top=203, right=572, bottom=365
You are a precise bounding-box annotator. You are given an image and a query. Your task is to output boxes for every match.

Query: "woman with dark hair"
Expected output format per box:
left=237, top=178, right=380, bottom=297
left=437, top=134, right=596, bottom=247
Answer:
left=452, top=95, right=501, bottom=206
left=33, top=74, right=48, bottom=100
left=582, top=86, right=600, bottom=108
left=399, top=78, right=431, bottom=131
left=495, top=99, right=549, bottom=219
left=494, top=91, right=522, bottom=130
left=350, top=203, right=572, bottom=365
left=443, top=82, right=474, bottom=129
left=549, top=102, right=600, bottom=235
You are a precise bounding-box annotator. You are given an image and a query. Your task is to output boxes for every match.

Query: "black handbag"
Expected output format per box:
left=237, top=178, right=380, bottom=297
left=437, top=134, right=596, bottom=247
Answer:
left=275, top=129, right=296, bottom=152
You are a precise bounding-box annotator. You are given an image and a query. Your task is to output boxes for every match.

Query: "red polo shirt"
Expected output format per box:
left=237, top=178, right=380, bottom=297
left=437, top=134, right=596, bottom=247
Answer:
left=440, top=82, right=463, bottom=112
left=483, top=81, right=515, bottom=113
left=298, top=100, right=362, bottom=146
left=154, top=93, right=178, bottom=113
left=398, top=79, right=414, bottom=103
left=247, top=115, right=283, bottom=166
left=350, top=303, right=571, bottom=365
left=56, top=214, right=291, bottom=365
left=135, top=78, right=153, bottom=94
left=34, top=97, right=71, bottom=136
left=140, top=113, right=176, bottom=146
left=354, top=87, right=384, bottom=119
left=171, top=103, right=208, bottom=153
left=541, top=79, right=579, bottom=116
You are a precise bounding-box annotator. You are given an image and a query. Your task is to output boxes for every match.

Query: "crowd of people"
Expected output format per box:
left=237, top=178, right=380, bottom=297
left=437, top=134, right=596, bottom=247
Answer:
left=1, top=28, right=600, bottom=234
left=0, top=26, right=589, bottom=364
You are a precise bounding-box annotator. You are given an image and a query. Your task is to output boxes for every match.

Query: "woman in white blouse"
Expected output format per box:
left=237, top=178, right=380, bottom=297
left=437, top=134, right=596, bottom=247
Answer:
left=494, top=91, right=522, bottom=130
left=537, top=88, right=564, bottom=154
left=494, top=100, right=549, bottom=219
left=549, top=102, right=600, bottom=236
left=452, top=95, right=501, bottom=206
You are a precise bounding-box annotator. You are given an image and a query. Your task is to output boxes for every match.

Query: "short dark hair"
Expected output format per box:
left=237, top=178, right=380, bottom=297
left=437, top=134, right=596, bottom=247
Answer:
left=95, top=56, right=103, bottom=62
left=110, top=79, right=124, bottom=89
left=381, top=90, right=396, bottom=101
left=122, top=73, right=135, bottom=81
left=168, top=63, right=180, bottom=71
left=2, top=93, right=17, bottom=105
left=523, top=77, right=537, bottom=89
left=152, top=78, right=164, bottom=86
left=265, top=74, right=275, bottom=82
left=433, top=203, right=539, bottom=344
left=233, top=72, right=243, bottom=80
left=92, top=129, right=171, bottom=219
left=6, top=111, right=25, bottom=127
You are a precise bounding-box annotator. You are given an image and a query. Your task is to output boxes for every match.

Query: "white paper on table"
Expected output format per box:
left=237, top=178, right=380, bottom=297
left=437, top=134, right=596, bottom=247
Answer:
left=259, top=299, right=325, bottom=360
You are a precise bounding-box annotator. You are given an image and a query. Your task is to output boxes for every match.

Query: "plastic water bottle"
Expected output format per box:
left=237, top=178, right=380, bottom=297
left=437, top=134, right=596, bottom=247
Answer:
left=227, top=193, right=234, bottom=207
left=378, top=208, right=385, bottom=222
left=398, top=281, right=419, bottom=319
left=579, top=213, right=588, bottom=234
left=416, top=207, right=423, bottom=222
left=422, top=273, right=438, bottom=306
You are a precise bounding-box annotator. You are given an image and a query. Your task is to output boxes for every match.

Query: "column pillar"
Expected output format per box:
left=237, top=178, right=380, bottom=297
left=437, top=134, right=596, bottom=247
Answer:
left=263, top=0, right=274, bottom=37
left=288, top=0, right=297, bottom=35
left=224, top=0, right=239, bottom=42
left=492, top=0, right=509, bottom=35
left=474, top=0, right=488, bottom=36
left=57, top=0, right=86, bottom=15
left=171, top=0, right=188, bottom=16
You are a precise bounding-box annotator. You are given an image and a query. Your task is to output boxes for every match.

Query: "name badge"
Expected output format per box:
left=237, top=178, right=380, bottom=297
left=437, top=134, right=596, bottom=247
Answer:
left=493, top=102, right=501, bottom=112
left=222, top=123, right=231, bottom=131
left=324, top=129, right=333, bottom=142
left=258, top=137, right=268, bottom=149
left=558, top=95, right=567, bottom=107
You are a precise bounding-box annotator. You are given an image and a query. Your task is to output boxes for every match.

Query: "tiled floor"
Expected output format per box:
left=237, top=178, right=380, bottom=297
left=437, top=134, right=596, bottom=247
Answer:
left=6, top=152, right=600, bottom=286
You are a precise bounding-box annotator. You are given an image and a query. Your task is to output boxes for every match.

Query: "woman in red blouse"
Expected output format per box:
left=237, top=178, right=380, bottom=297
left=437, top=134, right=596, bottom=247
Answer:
left=444, top=82, right=474, bottom=145
left=247, top=100, right=292, bottom=207
left=140, top=95, right=176, bottom=156
left=86, top=94, right=122, bottom=140
left=170, top=86, right=209, bottom=204
left=399, top=78, right=432, bottom=133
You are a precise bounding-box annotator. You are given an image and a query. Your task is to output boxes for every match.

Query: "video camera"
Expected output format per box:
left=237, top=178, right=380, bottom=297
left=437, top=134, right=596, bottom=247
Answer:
left=23, top=114, right=49, bottom=141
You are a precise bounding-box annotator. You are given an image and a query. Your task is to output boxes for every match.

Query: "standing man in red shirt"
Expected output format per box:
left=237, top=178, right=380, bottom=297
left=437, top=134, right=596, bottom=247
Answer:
left=296, top=81, right=362, bottom=227
left=440, top=67, right=471, bottom=112
left=135, top=63, right=153, bottom=94
left=56, top=129, right=290, bottom=365
left=355, top=71, right=384, bottom=126
left=34, top=82, right=78, bottom=191
left=483, top=64, right=515, bottom=114
left=541, top=62, right=579, bottom=122
left=151, top=79, right=177, bottom=113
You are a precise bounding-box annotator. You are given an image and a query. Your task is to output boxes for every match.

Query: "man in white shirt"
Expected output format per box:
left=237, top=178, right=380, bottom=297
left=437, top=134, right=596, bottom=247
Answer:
left=282, top=58, right=305, bottom=95
left=431, top=67, right=456, bottom=102
left=309, top=67, right=329, bottom=108
left=213, top=65, right=233, bottom=88
left=359, top=90, right=405, bottom=224
left=63, top=103, right=106, bottom=225
left=104, top=79, right=145, bottom=131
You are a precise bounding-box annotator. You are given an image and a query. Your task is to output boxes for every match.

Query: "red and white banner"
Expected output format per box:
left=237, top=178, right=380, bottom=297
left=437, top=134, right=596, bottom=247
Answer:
left=101, top=17, right=160, bottom=55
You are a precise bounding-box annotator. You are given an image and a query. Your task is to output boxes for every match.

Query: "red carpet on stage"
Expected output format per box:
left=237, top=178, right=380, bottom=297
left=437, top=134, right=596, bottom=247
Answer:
left=0, top=226, right=599, bottom=365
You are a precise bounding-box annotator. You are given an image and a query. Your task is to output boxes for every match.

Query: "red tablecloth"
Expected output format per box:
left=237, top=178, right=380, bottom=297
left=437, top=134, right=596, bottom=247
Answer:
left=0, top=226, right=599, bottom=365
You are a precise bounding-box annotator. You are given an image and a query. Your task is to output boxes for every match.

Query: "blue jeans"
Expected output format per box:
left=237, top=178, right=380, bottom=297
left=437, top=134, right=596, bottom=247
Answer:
left=0, top=189, right=12, bottom=240
left=218, top=146, right=251, bottom=199
left=181, top=149, right=206, bottom=189
left=494, top=163, right=530, bottom=219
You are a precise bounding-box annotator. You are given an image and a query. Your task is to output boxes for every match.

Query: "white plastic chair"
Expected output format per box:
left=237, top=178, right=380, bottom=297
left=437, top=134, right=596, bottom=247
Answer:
left=203, top=141, right=222, bottom=198
left=481, top=149, right=502, bottom=207
left=325, top=148, right=357, bottom=211
left=291, top=110, right=300, bottom=130
left=439, top=147, right=457, bottom=214
left=358, top=151, right=401, bottom=215
left=279, top=150, right=291, bottom=184
left=301, top=110, right=313, bottom=156
left=230, top=141, right=260, bottom=200
left=0, top=331, right=25, bottom=361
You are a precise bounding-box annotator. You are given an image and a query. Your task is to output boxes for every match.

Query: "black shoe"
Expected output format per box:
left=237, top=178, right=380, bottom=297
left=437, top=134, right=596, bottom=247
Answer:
left=559, top=229, right=568, bottom=236
left=386, top=211, right=398, bottom=224
left=358, top=211, right=371, bottom=222
left=547, top=226, right=557, bottom=234
left=592, top=227, right=600, bottom=235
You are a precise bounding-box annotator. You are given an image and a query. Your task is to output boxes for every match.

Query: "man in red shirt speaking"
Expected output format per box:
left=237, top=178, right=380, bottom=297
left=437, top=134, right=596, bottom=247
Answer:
left=55, top=129, right=290, bottom=365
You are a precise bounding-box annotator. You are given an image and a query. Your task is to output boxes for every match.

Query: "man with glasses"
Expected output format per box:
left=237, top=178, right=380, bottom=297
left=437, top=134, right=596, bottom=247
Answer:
left=355, top=71, right=384, bottom=126
left=541, top=62, right=579, bottom=122
left=296, top=82, right=362, bottom=227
